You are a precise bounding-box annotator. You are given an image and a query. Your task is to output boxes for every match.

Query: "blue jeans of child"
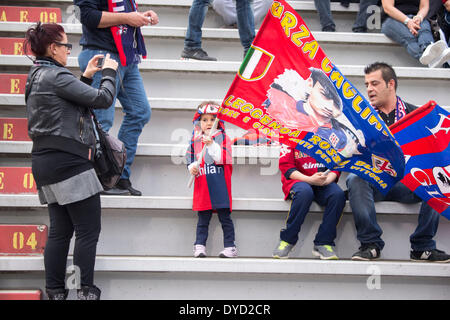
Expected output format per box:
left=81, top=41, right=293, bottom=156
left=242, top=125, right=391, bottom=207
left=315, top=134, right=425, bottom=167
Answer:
left=78, top=49, right=151, bottom=180
left=185, top=0, right=255, bottom=51
left=346, top=174, right=440, bottom=252
left=280, top=181, right=345, bottom=246
left=381, top=15, right=434, bottom=61
left=195, top=208, right=235, bottom=247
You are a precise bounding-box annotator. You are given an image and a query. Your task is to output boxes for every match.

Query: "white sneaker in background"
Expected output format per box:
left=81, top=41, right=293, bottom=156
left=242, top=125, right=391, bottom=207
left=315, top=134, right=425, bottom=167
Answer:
left=419, top=40, right=447, bottom=65
left=429, top=48, right=450, bottom=68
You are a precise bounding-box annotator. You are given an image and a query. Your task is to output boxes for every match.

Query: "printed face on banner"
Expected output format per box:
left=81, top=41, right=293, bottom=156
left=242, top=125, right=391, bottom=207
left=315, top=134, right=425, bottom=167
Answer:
left=263, top=68, right=364, bottom=159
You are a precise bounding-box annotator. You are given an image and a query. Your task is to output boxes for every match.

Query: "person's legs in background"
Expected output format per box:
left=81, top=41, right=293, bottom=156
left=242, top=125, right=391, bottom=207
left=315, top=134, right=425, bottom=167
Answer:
left=236, top=0, right=255, bottom=57
left=182, top=0, right=217, bottom=60
left=313, top=0, right=336, bottom=31
left=353, top=0, right=379, bottom=32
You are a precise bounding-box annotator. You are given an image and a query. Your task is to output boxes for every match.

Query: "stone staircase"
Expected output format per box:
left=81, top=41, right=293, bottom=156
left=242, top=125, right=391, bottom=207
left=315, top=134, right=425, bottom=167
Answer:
left=0, top=0, right=449, bottom=300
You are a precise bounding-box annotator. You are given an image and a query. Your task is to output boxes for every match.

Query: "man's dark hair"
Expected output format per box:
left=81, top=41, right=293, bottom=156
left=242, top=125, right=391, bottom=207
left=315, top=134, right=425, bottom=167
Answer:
left=364, top=62, right=398, bottom=91
left=308, top=67, right=342, bottom=111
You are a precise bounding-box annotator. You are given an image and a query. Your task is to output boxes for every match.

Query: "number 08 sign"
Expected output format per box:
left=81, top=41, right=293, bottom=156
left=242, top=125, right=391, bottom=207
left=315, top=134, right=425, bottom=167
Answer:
left=0, top=225, right=48, bottom=255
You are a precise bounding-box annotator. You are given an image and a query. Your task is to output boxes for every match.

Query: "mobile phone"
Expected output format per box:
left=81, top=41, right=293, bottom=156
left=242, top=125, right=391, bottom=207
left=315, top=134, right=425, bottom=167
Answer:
left=97, top=57, right=104, bottom=68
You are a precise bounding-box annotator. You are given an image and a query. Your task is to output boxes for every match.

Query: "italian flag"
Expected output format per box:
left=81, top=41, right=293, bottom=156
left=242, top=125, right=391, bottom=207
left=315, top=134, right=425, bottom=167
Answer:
left=238, top=46, right=274, bottom=81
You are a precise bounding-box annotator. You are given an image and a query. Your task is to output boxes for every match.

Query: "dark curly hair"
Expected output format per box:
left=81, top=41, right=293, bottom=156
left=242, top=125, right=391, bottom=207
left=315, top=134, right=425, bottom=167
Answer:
left=364, top=62, right=398, bottom=91
left=24, top=22, right=65, bottom=57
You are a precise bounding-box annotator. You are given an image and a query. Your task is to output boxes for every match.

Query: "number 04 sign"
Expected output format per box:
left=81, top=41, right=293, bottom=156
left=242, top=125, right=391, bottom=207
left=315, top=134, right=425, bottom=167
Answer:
left=0, top=225, right=48, bottom=255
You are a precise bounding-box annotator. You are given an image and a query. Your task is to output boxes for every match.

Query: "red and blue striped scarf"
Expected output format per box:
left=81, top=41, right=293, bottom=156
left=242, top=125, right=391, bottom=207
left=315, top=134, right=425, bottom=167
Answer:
left=107, top=0, right=147, bottom=66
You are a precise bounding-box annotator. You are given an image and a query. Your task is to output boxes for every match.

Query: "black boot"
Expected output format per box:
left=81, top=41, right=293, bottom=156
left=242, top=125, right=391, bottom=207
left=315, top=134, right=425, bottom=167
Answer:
left=46, top=288, right=69, bottom=300
left=77, top=285, right=101, bottom=300
left=116, top=178, right=142, bottom=196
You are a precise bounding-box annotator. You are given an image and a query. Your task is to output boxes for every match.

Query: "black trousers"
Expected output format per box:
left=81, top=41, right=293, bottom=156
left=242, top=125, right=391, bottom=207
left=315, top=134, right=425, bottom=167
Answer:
left=44, top=193, right=101, bottom=289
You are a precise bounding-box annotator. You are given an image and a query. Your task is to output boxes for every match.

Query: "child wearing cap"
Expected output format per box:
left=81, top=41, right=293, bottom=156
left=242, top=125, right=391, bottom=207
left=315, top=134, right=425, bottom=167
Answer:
left=186, top=101, right=237, bottom=258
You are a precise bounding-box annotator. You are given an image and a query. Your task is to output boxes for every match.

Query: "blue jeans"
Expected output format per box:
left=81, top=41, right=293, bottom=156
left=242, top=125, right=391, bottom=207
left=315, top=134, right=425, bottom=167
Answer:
left=353, top=0, right=379, bottom=31
left=313, top=0, right=335, bottom=30
left=78, top=49, right=151, bottom=180
left=185, top=0, right=255, bottom=51
left=195, top=208, right=235, bottom=247
left=346, top=174, right=440, bottom=251
left=381, top=15, right=434, bottom=61
left=280, top=181, right=345, bottom=246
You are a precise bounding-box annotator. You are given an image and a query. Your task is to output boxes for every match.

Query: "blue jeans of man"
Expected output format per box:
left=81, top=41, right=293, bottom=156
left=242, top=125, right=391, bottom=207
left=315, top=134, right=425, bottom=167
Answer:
left=382, top=15, right=434, bottom=61
left=280, top=181, right=345, bottom=246
left=78, top=49, right=151, bottom=180
left=185, top=0, right=255, bottom=51
left=313, top=0, right=335, bottom=30
left=195, top=208, right=235, bottom=247
left=346, top=174, right=440, bottom=251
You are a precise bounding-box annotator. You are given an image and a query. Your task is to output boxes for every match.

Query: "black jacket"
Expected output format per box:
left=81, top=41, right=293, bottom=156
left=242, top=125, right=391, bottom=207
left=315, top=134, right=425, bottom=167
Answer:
left=75, top=0, right=118, bottom=53
left=25, top=58, right=116, bottom=160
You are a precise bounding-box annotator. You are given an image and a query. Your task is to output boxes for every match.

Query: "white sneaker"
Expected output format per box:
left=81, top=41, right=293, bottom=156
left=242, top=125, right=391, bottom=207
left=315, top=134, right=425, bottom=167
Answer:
left=429, top=48, right=450, bottom=68
left=219, top=246, right=238, bottom=258
left=194, top=244, right=207, bottom=258
left=419, top=40, right=447, bottom=65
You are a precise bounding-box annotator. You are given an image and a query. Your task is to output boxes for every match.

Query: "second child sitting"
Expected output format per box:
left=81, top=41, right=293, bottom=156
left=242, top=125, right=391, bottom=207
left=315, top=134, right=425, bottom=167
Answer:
left=186, top=102, right=237, bottom=258
left=273, top=145, right=346, bottom=260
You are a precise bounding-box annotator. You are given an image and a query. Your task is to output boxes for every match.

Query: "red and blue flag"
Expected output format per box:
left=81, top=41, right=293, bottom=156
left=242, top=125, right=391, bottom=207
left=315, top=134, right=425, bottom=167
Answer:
left=390, top=101, right=450, bottom=220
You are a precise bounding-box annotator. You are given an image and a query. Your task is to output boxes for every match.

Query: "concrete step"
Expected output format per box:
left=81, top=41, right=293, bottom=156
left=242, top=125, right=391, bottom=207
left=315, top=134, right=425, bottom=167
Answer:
left=1, top=256, right=449, bottom=299
left=0, top=22, right=420, bottom=66
left=0, top=94, right=213, bottom=111
left=2, top=255, right=448, bottom=277
left=0, top=55, right=449, bottom=107
left=10, top=0, right=368, bottom=31
left=1, top=194, right=449, bottom=261
left=0, top=193, right=423, bottom=214
left=0, top=147, right=293, bottom=198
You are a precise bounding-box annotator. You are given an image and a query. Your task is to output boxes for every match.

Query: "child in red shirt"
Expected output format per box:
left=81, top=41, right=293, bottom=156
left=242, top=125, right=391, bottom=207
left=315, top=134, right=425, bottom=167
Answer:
left=273, top=145, right=346, bottom=259
left=186, top=101, right=237, bottom=258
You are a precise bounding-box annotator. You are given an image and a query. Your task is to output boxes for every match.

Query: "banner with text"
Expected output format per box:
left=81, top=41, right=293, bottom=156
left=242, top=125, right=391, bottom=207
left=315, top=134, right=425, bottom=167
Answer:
left=219, top=0, right=404, bottom=193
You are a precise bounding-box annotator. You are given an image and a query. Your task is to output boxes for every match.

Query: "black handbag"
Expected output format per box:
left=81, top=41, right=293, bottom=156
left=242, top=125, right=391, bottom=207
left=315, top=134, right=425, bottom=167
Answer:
left=90, top=109, right=127, bottom=189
